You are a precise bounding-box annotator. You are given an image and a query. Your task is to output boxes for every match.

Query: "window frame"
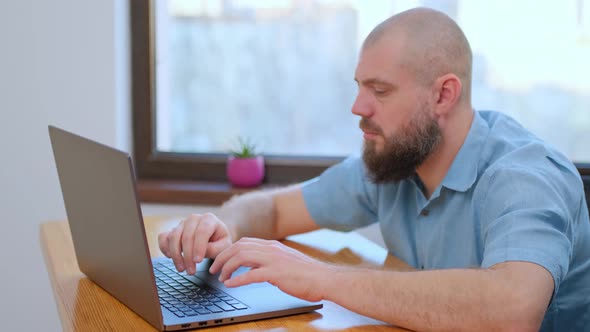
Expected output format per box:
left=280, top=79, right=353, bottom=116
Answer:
left=130, top=0, right=341, bottom=185
left=130, top=0, right=590, bottom=189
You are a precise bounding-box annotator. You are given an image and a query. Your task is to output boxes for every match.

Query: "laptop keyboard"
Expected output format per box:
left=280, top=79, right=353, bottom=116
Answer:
left=153, top=262, right=248, bottom=318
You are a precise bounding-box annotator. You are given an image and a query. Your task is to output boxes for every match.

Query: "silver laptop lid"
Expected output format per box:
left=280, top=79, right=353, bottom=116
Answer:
left=48, top=125, right=164, bottom=330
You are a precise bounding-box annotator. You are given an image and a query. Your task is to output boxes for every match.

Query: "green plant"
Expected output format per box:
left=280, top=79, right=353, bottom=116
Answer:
left=230, top=137, right=259, bottom=158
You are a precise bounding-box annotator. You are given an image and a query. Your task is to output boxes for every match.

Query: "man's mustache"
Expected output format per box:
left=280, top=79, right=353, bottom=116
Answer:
left=359, top=117, right=383, bottom=135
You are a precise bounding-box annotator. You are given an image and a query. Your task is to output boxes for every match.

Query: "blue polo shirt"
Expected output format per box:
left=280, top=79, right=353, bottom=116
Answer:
left=302, top=110, right=590, bottom=331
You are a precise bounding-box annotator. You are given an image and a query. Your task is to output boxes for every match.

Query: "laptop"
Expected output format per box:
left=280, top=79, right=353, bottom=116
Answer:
left=48, top=125, right=322, bottom=330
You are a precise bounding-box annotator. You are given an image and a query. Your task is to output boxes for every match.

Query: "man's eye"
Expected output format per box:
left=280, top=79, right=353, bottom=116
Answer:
left=373, top=88, right=388, bottom=95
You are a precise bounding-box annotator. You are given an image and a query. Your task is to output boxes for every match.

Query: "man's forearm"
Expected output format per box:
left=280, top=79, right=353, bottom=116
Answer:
left=216, top=184, right=318, bottom=242
left=216, top=190, right=278, bottom=241
left=318, top=265, right=548, bottom=332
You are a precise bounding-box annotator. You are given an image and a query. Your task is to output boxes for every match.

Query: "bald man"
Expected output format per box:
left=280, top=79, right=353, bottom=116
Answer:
left=159, top=8, right=590, bottom=332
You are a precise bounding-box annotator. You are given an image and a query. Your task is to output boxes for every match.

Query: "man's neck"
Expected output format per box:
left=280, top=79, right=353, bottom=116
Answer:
left=416, top=107, right=474, bottom=198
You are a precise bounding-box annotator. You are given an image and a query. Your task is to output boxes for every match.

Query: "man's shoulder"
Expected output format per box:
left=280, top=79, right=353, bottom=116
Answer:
left=473, top=110, right=582, bottom=199
left=474, top=146, right=583, bottom=212
left=476, top=110, right=577, bottom=177
left=477, top=110, right=539, bottom=146
left=477, top=145, right=581, bottom=191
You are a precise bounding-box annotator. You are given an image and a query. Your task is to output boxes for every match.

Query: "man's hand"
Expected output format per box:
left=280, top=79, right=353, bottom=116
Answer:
left=209, top=238, right=329, bottom=302
left=158, top=213, right=232, bottom=275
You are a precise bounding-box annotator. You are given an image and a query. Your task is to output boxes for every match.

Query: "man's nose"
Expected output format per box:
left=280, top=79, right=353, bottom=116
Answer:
left=351, top=92, right=374, bottom=118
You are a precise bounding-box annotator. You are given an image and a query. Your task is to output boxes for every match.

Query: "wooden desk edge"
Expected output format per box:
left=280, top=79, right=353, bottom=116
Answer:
left=40, top=222, right=70, bottom=327
left=39, top=218, right=412, bottom=331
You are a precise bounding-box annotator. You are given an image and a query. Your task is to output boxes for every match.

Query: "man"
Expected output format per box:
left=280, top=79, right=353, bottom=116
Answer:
left=159, top=8, right=590, bottom=332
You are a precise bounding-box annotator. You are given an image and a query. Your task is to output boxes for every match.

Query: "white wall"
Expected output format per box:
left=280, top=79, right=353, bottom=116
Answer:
left=0, top=0, right=128, bottom=329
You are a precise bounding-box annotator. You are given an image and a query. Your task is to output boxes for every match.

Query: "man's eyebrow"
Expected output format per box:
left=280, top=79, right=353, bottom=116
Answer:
left=354, top=77, right=397, bottom=89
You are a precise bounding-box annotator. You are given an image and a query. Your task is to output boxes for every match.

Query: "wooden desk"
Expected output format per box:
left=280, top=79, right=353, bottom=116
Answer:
left=40, top=216, right=413, bottom=331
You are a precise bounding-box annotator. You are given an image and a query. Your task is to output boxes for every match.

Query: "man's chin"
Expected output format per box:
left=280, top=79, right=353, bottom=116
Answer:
left=361, top=147, right=418, bottom=183
left=363, top=140, right=384, bottom=154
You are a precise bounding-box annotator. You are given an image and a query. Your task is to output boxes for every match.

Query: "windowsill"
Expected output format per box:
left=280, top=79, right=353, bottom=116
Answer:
left=137, top=179, right=277, bottom=206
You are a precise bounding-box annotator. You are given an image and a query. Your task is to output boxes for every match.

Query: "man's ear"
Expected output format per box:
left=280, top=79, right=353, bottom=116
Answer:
left=433, top=73, right=462, bottom=117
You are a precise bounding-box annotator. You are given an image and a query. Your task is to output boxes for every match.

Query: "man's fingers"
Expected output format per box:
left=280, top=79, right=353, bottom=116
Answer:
left=218, top=249, right=264, bottom=282
left=157, top=213, right=233, bottom=275
left=192, top=214, right=218, bottom=264
left=210, top=238, right=272, bottom=276
left=180, top=217, right=199, bottom=274
left=167, top=222, right=186, bottom=271
left=158, top=232, right=170, bottom=258
left=207, top=239, right=231, bottom=258
left=158, top=232, right=170, bottom=257
left=224, top=268, right=268, bottom=288
left=209, top=237, right=257, bottom=274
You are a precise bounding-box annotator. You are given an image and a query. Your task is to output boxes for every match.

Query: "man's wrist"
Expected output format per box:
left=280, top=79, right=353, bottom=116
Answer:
left=313, top=262, right=344, bottom=301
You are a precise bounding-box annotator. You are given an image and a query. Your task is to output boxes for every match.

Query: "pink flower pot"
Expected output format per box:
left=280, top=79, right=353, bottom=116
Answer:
left=226, top=155, right=265, bottom=188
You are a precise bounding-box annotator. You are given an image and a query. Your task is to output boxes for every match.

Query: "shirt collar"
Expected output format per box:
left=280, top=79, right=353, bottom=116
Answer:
left=440, top=110, right=489, bottom=192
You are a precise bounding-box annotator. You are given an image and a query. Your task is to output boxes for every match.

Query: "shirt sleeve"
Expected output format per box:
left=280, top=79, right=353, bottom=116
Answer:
left=301, top=156, right=379, bottom=231
left=478, top=162, right=583, bottom=295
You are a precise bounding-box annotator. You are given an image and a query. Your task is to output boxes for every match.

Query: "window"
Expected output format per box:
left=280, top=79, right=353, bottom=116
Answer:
left=132, top=0, right=590, bottom=190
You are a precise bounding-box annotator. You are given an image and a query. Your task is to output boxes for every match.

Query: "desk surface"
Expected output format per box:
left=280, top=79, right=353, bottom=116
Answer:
left=40, top=216, right=413, bottom=331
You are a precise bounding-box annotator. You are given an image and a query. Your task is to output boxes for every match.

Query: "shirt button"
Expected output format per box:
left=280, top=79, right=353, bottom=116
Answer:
left=421, top=209, right=430, bottom=217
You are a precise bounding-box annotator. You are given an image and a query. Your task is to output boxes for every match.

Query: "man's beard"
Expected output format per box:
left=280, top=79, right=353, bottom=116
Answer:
left=361, top=107, right=442, bottom=183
